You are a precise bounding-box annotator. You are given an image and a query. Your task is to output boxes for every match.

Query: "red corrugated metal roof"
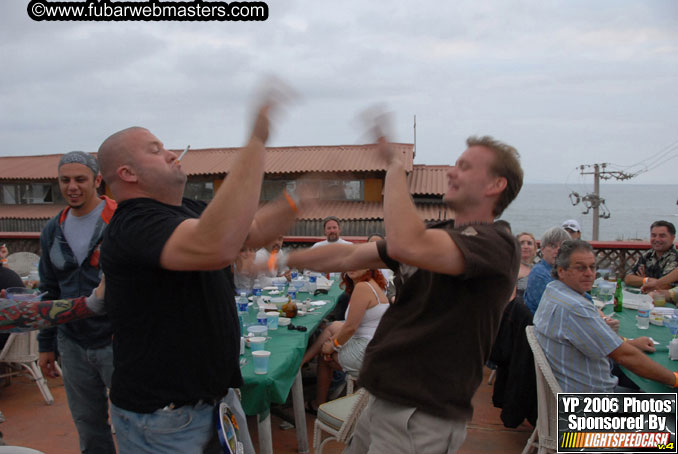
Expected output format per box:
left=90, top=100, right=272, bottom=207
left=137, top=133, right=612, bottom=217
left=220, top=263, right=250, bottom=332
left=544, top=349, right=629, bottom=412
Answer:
left=295, top=201, right=453, bottom=221
left=0, top=155, right=66, bottom=181
left=407, top=165, right=451, bottom=196
left=0, top=201, right=453, bottom=222
left=173, top=143, right=414, bottom=175
left=0, top=204, right=65, bottom=220
left=0, top=144, right=414, bottom=180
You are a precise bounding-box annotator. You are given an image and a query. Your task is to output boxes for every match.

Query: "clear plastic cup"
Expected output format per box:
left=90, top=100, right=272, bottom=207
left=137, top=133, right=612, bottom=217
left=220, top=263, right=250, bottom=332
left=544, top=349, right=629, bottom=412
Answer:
left=266, top=312, right=279, bottom=330
left=252, top=350, right=271, bottom=374
left=5, top=287, right=39, bottom=302
left=636, top=315, right=650, bottom=329
left=249, top=337, right=266, bottom=352
left=653, top=293, right=667, bottom=307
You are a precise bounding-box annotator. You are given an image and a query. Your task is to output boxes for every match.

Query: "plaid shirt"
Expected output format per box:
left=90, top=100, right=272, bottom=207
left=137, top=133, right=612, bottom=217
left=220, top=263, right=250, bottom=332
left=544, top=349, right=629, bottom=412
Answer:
left=629, top=245, right=678, bottom=279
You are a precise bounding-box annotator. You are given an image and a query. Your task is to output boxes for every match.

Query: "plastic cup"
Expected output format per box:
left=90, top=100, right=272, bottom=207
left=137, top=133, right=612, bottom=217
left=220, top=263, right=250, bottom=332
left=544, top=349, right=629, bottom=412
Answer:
left=636, top=315, right=650, bottom=329
left=5, top=287, right=39, bottom=302
left=252, top=350, right=271, bottom=374
left=653, top=294, right=667, bottom=307
left=247, top=325, right=268, bottom=337
left=266, top=312, right=279, bottom=330
left=249, top=336, right=266, bottom=352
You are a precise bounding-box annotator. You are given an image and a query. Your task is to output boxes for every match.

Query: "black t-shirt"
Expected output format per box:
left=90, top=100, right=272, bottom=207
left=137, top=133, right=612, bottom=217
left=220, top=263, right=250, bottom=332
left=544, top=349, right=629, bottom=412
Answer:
left=360, top=221, right=520, bottom=420
left=0, top=266, right=24, bottom=290
left=102, top=198, right=241, bottom=413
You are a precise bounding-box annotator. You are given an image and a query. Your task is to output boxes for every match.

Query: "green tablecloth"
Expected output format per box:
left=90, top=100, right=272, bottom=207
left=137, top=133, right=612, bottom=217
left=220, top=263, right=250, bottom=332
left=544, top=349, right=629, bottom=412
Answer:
left=602, top=302, right=678, bottom=393
left=239, top=283, right=342, bottom=415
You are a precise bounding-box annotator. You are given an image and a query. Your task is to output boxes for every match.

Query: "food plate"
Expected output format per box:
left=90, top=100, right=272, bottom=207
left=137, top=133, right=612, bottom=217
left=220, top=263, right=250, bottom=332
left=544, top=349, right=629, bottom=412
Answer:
left=263, top=286, right=278, bottom=291
left=248, top=295, right=271, bottom=303
left=310, top=300, right=328, bottom=306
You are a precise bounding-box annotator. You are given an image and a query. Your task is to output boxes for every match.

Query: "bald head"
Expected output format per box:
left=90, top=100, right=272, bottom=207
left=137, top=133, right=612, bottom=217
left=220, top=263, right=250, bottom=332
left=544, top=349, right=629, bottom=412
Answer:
left=97, top=127, right=147, bottom=185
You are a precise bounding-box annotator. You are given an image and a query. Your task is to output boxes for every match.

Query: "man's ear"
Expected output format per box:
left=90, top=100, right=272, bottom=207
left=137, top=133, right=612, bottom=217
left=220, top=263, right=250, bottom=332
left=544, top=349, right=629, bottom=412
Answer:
left=117, top=165, right=137, bottom=183
left=556, top=266, right=565, bottom=280
left=486, top=176, right=507, bottom=196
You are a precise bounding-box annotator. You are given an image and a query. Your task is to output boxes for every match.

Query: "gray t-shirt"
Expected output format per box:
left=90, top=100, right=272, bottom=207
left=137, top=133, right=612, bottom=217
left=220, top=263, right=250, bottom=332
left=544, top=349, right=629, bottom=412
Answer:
left=63, top=200, right=105, bottom=265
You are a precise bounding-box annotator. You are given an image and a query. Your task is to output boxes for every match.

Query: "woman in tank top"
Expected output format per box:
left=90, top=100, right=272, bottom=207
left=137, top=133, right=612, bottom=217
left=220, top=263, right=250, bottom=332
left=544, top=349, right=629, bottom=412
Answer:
left=516, top=232, right=538, bottom=295
left=301, top=268, right=389, bottom=410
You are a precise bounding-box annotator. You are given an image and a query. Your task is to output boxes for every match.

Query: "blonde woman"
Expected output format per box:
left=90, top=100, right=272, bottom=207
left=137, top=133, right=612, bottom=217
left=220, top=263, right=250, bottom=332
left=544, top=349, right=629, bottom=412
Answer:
left=516, top=232, right=537, bottom=295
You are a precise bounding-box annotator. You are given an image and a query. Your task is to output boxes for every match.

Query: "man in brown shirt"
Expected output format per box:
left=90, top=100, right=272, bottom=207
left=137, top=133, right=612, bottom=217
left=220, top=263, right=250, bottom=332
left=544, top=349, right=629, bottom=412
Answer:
left=280, top=127, right=523, bottom=453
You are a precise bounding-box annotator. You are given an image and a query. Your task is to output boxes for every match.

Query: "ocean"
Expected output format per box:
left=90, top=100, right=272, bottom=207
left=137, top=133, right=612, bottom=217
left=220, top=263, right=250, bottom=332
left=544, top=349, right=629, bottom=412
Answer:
left=500, top=184, right=678, bottom=241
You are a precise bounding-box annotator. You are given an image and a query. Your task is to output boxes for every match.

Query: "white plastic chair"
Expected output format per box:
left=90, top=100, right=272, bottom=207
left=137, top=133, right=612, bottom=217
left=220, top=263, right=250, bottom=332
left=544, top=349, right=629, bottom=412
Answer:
left=522, top=326, right=561, bottom=454
left=313, top=388, right=369, bottom=454
left=346, top=374, right=357, bottom=395
left=0, top=331, right=54, bottom=405
left=0, top=447, right=45, bottom=453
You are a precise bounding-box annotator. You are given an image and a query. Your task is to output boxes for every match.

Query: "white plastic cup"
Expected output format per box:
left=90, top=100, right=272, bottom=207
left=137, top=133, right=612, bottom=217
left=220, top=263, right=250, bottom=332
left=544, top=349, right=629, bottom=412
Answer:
left=637, top=301, right=652, bottom=329
left=266, top=312, right=279, bottom=330
left=5, top=287, right=40, bottom=302
left=636, top=315, right=650, bottom=330
left=252, top=350, right=271, bottom=374
left=249, top=336, right=266, bottom=352
left=247, top=325, right=268, bottom=337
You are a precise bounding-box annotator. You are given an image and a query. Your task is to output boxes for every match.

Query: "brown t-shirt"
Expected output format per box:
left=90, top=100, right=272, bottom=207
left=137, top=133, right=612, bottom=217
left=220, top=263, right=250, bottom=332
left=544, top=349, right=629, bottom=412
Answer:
left=361, top=221, right=519, bottom=420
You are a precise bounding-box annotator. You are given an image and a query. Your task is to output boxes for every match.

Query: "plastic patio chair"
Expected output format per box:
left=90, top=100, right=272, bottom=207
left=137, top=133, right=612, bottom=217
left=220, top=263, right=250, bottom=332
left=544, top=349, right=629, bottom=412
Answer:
left=313, top=388, right=369, bottom=454
left=0, top=331, right=54, bottom=405
left=346, top=374, right=357, bottom=394
left=522, top=326, right=561, bottom=454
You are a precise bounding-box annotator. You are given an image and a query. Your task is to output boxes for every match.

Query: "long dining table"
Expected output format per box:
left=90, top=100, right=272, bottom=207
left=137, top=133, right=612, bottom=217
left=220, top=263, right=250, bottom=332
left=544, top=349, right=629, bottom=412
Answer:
left=601, top=293, right=678, bottom=393
left=239, top=282, right=342, bottom=454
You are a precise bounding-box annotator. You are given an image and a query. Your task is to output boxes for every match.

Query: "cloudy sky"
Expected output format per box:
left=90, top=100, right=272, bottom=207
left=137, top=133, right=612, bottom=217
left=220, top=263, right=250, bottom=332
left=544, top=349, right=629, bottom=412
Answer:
left=1, top=0, right=676, bottom=184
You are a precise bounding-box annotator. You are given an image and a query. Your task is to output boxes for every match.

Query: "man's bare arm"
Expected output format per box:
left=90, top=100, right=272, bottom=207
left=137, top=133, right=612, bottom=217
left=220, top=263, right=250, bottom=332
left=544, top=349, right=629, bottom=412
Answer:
left=642, top=269, right=678, bottom=293
left=377, top=135, right=465, bottom=276
left=286, top=242, right=386, bottom=273
left=609, top=341, right=675, bottom=387
left=625, top=273, right=645, bottom=287
left=160, top=103, right=274, bottom=271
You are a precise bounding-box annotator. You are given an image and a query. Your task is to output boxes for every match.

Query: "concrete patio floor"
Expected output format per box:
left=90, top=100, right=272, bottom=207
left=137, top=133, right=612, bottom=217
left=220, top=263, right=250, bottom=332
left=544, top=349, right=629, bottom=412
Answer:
left=0, top=367, right=532, bottom=453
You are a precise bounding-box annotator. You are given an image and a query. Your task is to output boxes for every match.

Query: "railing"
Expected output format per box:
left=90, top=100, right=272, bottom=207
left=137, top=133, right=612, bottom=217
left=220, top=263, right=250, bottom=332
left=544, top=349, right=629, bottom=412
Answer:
left=591, top=241, right=651, bottom=278
left=0, top=233, right=660, bottom=278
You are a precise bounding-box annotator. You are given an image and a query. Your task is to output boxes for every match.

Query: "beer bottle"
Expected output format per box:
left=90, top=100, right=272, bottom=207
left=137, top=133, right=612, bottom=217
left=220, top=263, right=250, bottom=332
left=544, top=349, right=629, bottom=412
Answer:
left=613, top=278, right=623, bottom=312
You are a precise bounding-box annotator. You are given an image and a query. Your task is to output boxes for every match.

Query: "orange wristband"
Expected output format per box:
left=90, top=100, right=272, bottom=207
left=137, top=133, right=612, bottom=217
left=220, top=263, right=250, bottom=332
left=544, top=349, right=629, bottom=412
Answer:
left=267, top=250, right=278, bottom=273
left=643, top=277, right=649, bottom=285
left=333, top=338, right=342, bottom=348
left=283, top=190, right=299, bottom=214
left=674, top=371, right=678, bottom=388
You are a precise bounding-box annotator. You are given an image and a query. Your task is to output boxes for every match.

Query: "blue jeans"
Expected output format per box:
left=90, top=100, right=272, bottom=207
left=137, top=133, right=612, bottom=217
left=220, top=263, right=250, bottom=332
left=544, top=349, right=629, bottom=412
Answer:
left=111, top=388, right=254, bottom=454
left=58, top=332, right=115, bottom=454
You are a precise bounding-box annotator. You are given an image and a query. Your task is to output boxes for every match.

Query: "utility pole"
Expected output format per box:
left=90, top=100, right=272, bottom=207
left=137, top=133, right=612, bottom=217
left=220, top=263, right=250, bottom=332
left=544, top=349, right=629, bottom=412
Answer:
left=413, top=115, right=416, bottom=158
left=569, top=163, right=633, bottom=241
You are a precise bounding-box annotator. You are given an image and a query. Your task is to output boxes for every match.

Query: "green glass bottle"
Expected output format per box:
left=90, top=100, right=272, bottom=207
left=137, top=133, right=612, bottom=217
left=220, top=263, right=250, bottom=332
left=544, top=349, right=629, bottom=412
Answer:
left=613, top=278, right=623, bottom=312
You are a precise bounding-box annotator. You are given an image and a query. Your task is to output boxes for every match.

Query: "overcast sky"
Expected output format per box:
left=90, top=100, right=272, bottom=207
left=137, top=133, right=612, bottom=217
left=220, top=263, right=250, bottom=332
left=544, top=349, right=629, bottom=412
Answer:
left=1, top=0, right=676, bottom=184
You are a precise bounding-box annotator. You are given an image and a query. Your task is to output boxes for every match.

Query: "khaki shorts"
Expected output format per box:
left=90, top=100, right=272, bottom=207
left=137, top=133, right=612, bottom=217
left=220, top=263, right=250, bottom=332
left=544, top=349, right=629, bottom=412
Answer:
left=346, top=394, right=467, bottom=454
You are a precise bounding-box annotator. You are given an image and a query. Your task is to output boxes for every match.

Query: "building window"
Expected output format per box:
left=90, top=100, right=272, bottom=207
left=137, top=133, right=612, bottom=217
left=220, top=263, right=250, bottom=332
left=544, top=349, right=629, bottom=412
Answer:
left=184, top=181, right=214, bottom=202
left=260, top=179, right=364, bottom=201
left=0, top=183, right=56, bottom=204
left=261, top=180, right=297, bottom=201
left=1, top=184, right=18, bottom=204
